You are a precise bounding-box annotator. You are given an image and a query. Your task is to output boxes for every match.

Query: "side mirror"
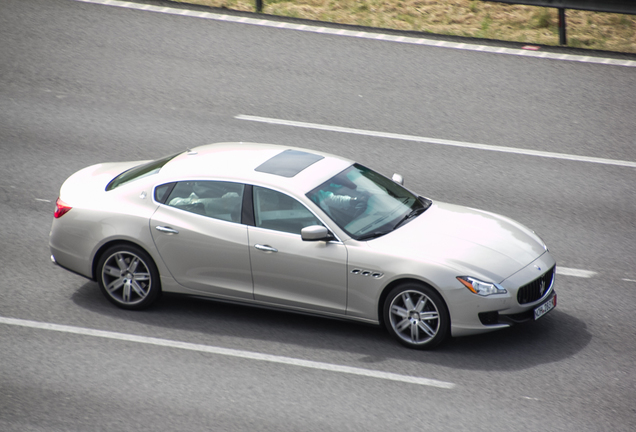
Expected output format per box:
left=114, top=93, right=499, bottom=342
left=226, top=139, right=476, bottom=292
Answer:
left=301, top=225, right=334, bottom=242
left=392, top=173, right=404, bottom=185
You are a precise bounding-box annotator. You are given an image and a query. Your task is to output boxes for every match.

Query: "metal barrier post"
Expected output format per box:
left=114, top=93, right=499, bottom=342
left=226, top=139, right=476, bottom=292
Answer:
left=482, top=1, right=636, bottom=47
left=558, top=8, right=567, bottom=45
left=256, top=0, right=263, bottom=13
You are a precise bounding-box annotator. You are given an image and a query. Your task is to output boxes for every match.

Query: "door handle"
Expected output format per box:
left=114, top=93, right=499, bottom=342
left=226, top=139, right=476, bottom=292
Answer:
left=155, top=226, right=179, bottom=234
left=255, top=244, right=278, bottom=253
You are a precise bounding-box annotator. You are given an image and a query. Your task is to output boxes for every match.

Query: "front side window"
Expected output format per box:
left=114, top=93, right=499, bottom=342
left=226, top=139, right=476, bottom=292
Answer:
left=253, top=187, right=321, bottom=235
left=166, top=181, right=244, bottom=223
left=307, top=164, right=430, bottom=240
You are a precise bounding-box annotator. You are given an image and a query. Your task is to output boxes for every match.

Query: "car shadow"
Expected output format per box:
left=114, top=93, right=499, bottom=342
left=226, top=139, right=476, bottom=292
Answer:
left=72, top=282, right=591, bottom=372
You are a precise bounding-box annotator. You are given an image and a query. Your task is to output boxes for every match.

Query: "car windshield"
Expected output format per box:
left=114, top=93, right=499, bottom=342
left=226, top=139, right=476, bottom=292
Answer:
left=106, top=152, right=182, bottom=191
left=306, top=164, right=431, bottom=240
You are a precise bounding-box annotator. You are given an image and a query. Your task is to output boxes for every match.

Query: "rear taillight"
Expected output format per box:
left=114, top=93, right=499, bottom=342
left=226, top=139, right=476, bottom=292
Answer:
left=54, top=198, right=72, bottom=218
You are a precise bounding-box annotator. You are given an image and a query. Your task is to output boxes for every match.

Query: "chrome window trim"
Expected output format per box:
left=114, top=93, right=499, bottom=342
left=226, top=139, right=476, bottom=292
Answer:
left=152, top=180, right=344, bottom=243
left=153, top=180, right=246, bottom=226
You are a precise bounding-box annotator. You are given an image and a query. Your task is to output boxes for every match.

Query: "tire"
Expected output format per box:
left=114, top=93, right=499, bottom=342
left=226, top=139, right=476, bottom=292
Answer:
left=96, top=244, right=161, bottom=310
left=383, top=283, right=449, bottom=349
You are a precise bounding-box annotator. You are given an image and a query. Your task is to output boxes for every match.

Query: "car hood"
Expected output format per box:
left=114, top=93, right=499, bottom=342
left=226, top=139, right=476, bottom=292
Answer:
left=365, top=201, right=547, bottom=282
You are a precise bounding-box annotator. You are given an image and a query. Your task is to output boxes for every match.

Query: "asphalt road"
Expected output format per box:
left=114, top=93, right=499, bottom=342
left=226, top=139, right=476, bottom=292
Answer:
left=1, top=0, right=635, bottom=431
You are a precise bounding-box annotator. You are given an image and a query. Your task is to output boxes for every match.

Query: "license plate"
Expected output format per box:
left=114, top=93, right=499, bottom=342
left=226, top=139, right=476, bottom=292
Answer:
left=534, top=294, right=556, bottom=320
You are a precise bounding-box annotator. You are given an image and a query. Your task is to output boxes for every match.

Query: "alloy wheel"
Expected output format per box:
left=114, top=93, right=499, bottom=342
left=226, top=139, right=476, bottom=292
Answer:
left=101, top=250, right=152, bottom=306
left=387, top=289, right=443, bottom=347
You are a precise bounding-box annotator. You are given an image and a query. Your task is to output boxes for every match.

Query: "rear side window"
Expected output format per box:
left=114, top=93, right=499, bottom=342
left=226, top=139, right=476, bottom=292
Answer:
left=154, top=183, right=175, bottom=203
left=106, top=152, right=181, bottom=191
left=166, top=181, right=244, bottom=223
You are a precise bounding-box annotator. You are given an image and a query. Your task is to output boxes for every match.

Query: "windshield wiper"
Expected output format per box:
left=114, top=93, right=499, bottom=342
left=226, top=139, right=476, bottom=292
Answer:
left=393, top=206, right=427, bottom=230
left=356, top=231, right=390, bottom=241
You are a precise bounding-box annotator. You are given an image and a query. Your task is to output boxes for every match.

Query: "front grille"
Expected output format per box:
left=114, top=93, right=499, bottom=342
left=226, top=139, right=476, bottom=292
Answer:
left=517, top=266, right=555, bottom=305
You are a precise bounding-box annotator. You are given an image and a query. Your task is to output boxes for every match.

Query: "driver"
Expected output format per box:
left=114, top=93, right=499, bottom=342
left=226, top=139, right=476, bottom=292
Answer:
left=313, top=188, right=359, bottom=219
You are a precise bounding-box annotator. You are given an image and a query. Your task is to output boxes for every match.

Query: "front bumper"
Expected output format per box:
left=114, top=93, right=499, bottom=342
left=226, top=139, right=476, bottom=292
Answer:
left=479, top=289, right=557, bottom=325
left=449, top=251, right=557, bottom=337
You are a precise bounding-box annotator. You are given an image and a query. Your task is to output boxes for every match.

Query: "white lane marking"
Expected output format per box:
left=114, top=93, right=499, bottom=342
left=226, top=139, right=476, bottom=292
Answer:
left=0, top=316, right=455, bottom=389
left=622, top=278, right=636, bottom=283
left=35, top=198, right=51, bottom=203
left=74, top=0, right=636, bottom=68
left=556, top=267, right=598, bottom=278
left=235, top=115, right=636, bottom=168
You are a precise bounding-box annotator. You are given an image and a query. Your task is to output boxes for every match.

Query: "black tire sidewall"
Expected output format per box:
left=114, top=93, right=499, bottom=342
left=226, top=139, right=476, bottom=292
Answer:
left=96, top=244, right=161, bottom=310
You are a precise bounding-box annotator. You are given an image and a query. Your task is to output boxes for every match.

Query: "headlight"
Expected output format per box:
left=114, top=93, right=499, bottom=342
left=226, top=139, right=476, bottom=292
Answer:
left=457, top=276, right=507, bottom=296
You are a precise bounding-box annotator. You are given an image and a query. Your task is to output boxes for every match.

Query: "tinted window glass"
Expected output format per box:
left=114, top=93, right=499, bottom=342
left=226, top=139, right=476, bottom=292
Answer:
left=253, top=187, right=321, bottom=235
left=166, top=181, right=244, bottom=223
left=306, top=164, right=429, bottom=240
left=255, top=149, right=324, bottom=178
left=154, top=183, right=175, bottom=204
left=106, top=152, right=181, bottom=191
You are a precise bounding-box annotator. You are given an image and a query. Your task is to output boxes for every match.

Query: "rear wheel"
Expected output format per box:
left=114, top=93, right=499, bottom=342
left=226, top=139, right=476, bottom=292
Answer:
left=383, top=283, right=449, bottom=349
left=96, top=244, right=161, bottom=310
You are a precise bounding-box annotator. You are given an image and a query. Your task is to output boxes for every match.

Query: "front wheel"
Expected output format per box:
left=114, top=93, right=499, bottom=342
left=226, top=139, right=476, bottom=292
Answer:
left=383, top=283, right=449, bottom=349
left=96, top=244, right=161, bottom=310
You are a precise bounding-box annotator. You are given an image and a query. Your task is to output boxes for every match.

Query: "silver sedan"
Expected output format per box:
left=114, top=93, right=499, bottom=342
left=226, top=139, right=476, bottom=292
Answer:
left=50, top=142, right=556, bottom=349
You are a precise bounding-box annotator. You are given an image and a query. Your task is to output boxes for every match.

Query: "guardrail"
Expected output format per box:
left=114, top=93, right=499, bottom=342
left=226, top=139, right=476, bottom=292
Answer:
left=248, top=1, right=634, bottom=47
left=481, top=1, right=636, bottom=45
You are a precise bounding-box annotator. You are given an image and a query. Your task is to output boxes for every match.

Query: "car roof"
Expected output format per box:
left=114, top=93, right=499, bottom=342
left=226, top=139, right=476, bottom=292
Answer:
left=159, top=142, right=353, bottom=195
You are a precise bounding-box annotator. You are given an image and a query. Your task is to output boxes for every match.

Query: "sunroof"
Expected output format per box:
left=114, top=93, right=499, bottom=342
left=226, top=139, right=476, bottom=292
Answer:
left=255, top=149, right=324, bottom=178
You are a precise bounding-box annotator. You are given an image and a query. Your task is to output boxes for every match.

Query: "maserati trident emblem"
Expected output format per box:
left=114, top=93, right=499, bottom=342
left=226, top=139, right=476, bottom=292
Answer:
left=534, top=265, right=542, bottom=271
left=539, top=279, right=546, bottom=297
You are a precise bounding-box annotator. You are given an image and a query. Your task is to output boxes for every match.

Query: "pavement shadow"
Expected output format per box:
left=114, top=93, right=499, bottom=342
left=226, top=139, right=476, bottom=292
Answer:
left=72, top=281, right=590, bottom=372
